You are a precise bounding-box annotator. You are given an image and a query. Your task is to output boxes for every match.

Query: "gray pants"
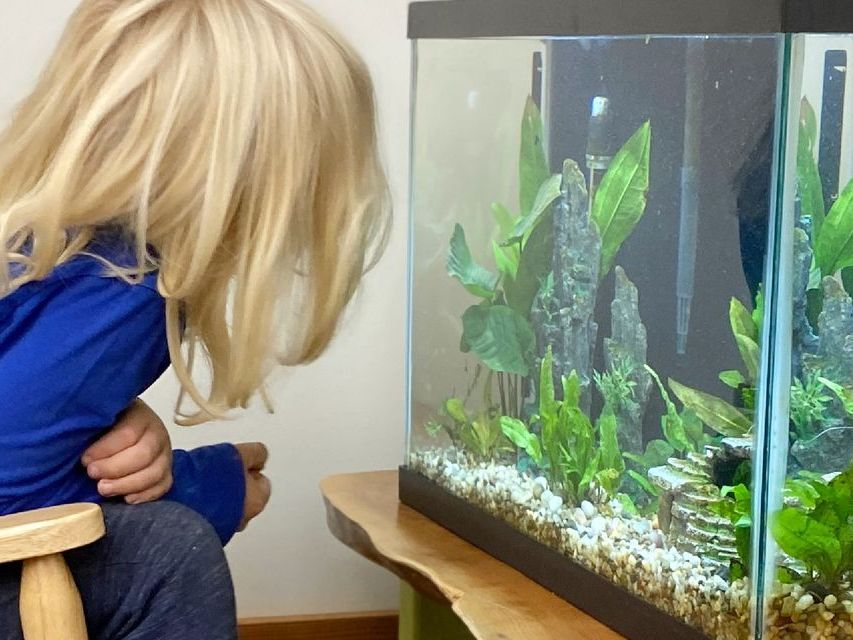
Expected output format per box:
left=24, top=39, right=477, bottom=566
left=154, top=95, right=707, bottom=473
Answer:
left=0, top=501, right=237, bottom=640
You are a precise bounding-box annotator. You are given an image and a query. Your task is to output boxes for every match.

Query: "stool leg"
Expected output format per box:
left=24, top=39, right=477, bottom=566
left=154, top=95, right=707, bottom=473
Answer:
left=19, top=554, right=87, bottom=640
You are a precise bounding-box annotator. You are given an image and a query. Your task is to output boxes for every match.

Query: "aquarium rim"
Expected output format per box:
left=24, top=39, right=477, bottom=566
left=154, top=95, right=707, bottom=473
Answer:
left=408, top=0, right=853, bottom=39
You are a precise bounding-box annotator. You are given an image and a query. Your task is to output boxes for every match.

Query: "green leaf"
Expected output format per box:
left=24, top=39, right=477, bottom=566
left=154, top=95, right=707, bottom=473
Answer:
left=730, top=298, right=760, bottom=382
left=491, top=202, right=516, bottom=238
left=819, top=376, right=853, bottom=415
left=598, top=411, right=624, bottom=473
left=668, top=378, right=752, bottom=437
left=798, top=98, right=826, bottom=241
left=500, top=417, right=543, bottom=465
left=447, top=224, right=498, bottom=298
left=504, top=215, right=553, bottom=316
left=444, top=398, right=468, bottom=424
left=681, top=409, right=706, bottom=450
left=730, top=297, right=758, bottom=343
left=539, top=347, right=558, bottom=423
left=506, top=175, right=562, bottom=244
left=720, top=370, right=747, bottom=389
left=646, top=365, right=690, bottom=451
left=773, top=508, right=841, bottom=582
left=492, top=240, right=519, bottom=281
left=461, top=304, right=534, bottom=375
left=816, top=178, right=853, bottom=276
left=591, top=121, right=651, bottom=275
left=520, top=97, right=551, bottom=218
left=563, top=370, right=581, bottom=408
left=734, top=334, right=760, bottom=384
left=627, top=470, right=659, bottom=497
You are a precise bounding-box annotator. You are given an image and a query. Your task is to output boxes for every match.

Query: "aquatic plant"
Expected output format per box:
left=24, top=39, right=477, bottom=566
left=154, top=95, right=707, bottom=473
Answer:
left=595, top=358, right=639, bottom=416
left=426, top=396, right=511, bottom=461
left=790, top=372, right=833, bottom=440
left=500, top=348, right=630, bottom=507
left=772, top=462, right=853, bottom=591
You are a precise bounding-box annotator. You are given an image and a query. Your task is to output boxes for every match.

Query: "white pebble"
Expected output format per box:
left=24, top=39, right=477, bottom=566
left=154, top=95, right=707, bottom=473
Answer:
left=548, top=495, right=564, bottom=513
left=795, top=594, right=814, bottom=612
left=581, top=500, right=596, bottom=519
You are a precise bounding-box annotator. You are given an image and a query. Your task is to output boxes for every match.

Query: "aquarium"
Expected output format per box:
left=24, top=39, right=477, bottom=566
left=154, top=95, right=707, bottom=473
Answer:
left=400, top=1, right=853, bottom=639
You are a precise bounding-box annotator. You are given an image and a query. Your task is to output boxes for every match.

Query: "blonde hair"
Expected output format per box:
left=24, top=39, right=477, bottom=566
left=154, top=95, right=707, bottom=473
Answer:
left=0, top=0, right=389, bottom=424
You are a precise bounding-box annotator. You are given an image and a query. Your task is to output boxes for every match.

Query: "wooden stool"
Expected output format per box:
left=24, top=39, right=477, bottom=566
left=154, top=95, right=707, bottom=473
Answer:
left=0, top=504, right=105, bottom=640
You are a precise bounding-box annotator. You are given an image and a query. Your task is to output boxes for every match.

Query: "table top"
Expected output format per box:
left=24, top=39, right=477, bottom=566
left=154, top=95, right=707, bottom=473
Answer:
left=320, top=470, right=624, bottom=640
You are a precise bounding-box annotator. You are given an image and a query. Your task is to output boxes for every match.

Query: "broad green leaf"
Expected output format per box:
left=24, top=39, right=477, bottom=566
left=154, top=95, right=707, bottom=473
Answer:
left=461, top=304, right=534, bottom=375
left=447, top=224, right=498, bottom=298
left=773, top=508, right=841, bottom=582
left=819, top=376, right=853, bottom=415
left=735, top=334, right=760, bottom=384
left=798, top=98, right=826, bottom=241
left=595, top=468, right=621, bottom=496
left=668, top=378, right=752, bottom=437
left=591, top=121, right=651, bottom=275
left=627, top=470, right=659, bottom=497
left=505, top=175, right=561, bottom=244
left=519, top=97, right=551, bottom=218
left=730, top=297, right=760, bottom=382
left=730, top=297, right=758, bottom=342
left=492, top=240, right=519, bottom=281
left=785, top=477, right=822, bottom=511
left=491, top=202, right=517, bottom=238
left=816, top=178, right=853, bottom=276
left=681, top=409, right=706, bottom=450
left=444, top=398, right=468, bottom=424
left=598, top=411, right=624, bottom=472
left=623, top=439, right=676, bottom=470
left=500, top=417, right=543, bottom=465
left=720, top=370, right=747, bottom=389
left=504, top=215, right=553, bottom=316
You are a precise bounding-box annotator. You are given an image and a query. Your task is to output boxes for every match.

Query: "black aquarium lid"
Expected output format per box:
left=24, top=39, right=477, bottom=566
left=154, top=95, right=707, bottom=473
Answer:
left=408, top=0, right=853, bottom=38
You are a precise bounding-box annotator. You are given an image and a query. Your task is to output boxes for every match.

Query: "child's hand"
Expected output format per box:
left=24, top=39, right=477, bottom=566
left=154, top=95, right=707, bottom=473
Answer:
left=82, top=399, right=174, bottom=504
left=235, top=442, right=271, bottom=531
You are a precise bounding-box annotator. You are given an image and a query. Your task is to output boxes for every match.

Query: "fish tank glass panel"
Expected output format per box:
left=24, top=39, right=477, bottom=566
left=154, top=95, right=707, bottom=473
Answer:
left=755, top=34, right=853, bottom=640
left=403, top=5, right=853, bottom=639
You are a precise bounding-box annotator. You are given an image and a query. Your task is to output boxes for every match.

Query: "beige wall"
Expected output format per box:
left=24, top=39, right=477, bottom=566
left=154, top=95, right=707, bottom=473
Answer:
left=0, top=0, right=410, bottom=617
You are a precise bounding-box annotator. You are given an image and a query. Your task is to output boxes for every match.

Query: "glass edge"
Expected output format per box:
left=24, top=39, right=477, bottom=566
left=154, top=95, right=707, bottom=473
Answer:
left=403, top=40, right=419, bottom=466
left=748, top=32, right=801, bottom=639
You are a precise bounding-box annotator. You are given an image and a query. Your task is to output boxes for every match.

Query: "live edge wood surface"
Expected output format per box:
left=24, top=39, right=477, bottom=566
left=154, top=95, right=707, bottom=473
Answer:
left=320, top=470, right=624, bottom=640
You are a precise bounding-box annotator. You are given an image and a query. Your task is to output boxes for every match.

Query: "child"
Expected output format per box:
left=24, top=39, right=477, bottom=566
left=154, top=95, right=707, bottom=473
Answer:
left=0, top=0, right=388, bottom=638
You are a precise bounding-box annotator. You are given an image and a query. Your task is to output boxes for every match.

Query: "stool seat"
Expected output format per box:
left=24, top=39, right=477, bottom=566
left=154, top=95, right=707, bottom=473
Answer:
left=0, top=504, right=105, bottom=563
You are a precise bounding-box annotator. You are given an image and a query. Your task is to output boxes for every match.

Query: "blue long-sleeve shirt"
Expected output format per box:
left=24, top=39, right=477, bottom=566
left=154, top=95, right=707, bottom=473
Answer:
left=0, top=243, right=245, bottom=544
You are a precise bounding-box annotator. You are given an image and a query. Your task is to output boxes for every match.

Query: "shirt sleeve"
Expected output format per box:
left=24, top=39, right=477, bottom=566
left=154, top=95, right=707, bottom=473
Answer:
left=167, top=446, right=246, bottom=544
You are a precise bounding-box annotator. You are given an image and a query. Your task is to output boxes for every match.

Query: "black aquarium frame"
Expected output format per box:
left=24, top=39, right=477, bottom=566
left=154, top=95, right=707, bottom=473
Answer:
left=408, top=0, right=853, bottom=38
left=399, top=467, right=711, bottom=640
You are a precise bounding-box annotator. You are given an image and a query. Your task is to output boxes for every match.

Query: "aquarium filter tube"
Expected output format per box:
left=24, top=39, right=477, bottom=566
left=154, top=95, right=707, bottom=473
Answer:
left=676, top=39, right=705, bottom=355
left=586, top=95, right=614, bottom=208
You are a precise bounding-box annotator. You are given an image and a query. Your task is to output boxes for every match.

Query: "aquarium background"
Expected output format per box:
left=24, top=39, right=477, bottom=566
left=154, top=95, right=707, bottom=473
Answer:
left=407, top=30, right=853, bottom=640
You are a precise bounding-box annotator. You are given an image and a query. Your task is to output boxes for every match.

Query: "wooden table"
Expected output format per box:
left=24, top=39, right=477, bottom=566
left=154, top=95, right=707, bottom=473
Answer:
left=321, top=470, right=624, bottom=640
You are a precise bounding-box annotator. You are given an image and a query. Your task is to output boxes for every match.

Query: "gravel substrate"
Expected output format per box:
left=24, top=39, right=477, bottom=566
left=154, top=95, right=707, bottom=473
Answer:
left=410, top=448, right=749, bottom=639
left=409, top=448, right=853, bottom=640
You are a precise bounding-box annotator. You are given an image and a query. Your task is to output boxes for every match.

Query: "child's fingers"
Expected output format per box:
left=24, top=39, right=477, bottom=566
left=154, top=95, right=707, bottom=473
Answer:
left=235, top=442, right=269, bottom=472
left=87, top=427, right=168, bottom=480
left=124, top=478, right=174, bottom=505
left=82, top=410, right=147, bottom=465
left=98, top=460, right=173, bottom=499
